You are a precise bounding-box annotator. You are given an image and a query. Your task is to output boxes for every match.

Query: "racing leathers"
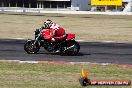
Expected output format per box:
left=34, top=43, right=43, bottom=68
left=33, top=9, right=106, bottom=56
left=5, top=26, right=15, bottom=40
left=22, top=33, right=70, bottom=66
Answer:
left=48, top=22, right=66, bottom=42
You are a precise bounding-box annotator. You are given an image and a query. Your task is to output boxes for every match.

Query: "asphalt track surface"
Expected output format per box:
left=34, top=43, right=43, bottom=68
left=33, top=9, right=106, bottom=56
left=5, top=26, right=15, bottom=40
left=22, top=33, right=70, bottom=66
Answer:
left=0, top=39, right=132, bottom=64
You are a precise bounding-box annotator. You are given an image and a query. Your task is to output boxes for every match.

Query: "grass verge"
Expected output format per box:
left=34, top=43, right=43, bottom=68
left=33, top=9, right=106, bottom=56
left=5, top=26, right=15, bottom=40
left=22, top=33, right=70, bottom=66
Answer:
left=0, top=12, right=132, bottom=42
left=0, top=62, right=131, bottom=88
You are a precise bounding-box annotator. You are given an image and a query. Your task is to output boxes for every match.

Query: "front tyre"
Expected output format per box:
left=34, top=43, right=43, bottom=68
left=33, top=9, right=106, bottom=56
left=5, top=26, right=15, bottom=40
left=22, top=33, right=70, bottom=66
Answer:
left=65, top=40, right=80, bottom=56
left=24, top=40, right=40, bottom=54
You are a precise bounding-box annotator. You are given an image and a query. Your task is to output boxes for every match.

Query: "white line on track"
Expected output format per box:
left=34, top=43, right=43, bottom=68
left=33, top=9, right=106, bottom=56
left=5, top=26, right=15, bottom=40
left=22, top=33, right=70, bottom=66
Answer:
left=0, top=60, right=111, bottom=65
left=12, top=38, right=26, bottom=40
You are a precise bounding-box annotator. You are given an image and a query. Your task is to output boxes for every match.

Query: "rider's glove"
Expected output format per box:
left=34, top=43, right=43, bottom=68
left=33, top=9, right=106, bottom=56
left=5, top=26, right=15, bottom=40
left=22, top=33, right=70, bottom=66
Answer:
left=51, top=38, right=55, bottom=42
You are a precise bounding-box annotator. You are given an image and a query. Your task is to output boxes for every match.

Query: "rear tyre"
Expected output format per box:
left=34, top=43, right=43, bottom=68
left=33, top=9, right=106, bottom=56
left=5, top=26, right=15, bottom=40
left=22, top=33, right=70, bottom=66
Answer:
left=65, top=40, right=80, bottom=56
left=24, top=40, right=40, bottom=54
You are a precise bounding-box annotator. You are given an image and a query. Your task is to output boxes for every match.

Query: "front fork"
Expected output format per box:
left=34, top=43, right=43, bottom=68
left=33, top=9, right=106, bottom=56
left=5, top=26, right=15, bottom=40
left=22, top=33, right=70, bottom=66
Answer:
left=33, top=35, right=41, bottom=47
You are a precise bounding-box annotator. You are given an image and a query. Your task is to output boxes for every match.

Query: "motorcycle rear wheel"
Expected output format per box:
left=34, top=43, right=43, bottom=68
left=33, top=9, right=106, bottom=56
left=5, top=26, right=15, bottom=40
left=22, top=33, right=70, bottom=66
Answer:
left=24, top=40, right=40, bottom=54
left=65, top=40, right=80, bottom=56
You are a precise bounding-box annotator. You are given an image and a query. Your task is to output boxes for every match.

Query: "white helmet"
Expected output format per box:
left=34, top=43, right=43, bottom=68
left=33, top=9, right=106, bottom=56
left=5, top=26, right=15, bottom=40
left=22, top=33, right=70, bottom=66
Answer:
left=44, top=19, right=53, bottom=28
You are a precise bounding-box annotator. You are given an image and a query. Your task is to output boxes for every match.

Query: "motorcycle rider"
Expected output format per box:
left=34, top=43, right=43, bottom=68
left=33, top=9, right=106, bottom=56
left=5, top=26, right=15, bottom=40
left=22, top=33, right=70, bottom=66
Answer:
left=43, top=19, right=66, bottom=42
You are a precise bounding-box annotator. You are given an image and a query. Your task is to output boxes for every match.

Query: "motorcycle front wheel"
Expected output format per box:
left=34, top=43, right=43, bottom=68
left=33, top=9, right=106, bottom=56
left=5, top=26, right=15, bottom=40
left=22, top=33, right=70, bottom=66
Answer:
left=24, top=40, right=40, bottom=54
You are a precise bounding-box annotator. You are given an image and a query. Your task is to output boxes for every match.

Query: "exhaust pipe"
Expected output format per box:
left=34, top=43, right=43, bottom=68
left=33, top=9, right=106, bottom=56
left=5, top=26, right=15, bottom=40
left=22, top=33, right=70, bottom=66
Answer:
left=64, top=45, right=75, bottom=52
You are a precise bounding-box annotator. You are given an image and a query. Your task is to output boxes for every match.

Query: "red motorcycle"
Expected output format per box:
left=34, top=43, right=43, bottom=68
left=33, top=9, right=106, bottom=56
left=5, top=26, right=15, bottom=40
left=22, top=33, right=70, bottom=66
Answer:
left=24, top=27, right=80, bottom=55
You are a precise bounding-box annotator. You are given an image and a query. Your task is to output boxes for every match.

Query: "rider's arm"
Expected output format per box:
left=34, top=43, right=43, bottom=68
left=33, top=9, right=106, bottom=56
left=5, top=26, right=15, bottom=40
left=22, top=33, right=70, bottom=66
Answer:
left=49, top=28, right=56, bottom=42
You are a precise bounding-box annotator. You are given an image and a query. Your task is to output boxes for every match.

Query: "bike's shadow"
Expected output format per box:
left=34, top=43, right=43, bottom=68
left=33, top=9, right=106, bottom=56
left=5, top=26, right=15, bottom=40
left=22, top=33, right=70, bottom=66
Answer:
left=36, top=52, right=91, bottom=56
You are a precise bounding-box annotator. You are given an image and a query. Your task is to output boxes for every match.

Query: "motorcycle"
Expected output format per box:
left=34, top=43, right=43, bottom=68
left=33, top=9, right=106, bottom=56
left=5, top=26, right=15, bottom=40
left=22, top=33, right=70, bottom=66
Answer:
left=24, top=27, right=80, bottom=56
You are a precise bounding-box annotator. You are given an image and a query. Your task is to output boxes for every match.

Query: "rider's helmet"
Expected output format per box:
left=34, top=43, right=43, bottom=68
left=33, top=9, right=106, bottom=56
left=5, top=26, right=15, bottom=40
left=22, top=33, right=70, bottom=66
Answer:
left=44, top=19, right=53, bottom=29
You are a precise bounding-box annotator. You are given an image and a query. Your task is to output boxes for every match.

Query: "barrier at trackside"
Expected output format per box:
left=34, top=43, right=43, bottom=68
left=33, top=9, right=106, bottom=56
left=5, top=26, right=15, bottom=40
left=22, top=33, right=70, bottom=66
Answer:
left=0, top=7, right=132, bottom=15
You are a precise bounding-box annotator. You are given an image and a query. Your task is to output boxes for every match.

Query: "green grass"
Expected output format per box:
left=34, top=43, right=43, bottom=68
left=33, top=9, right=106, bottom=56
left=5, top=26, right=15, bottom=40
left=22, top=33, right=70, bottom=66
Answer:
left=0, top=62, right=131, bottom=88
left=0, top=12, right=132, bottom=42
